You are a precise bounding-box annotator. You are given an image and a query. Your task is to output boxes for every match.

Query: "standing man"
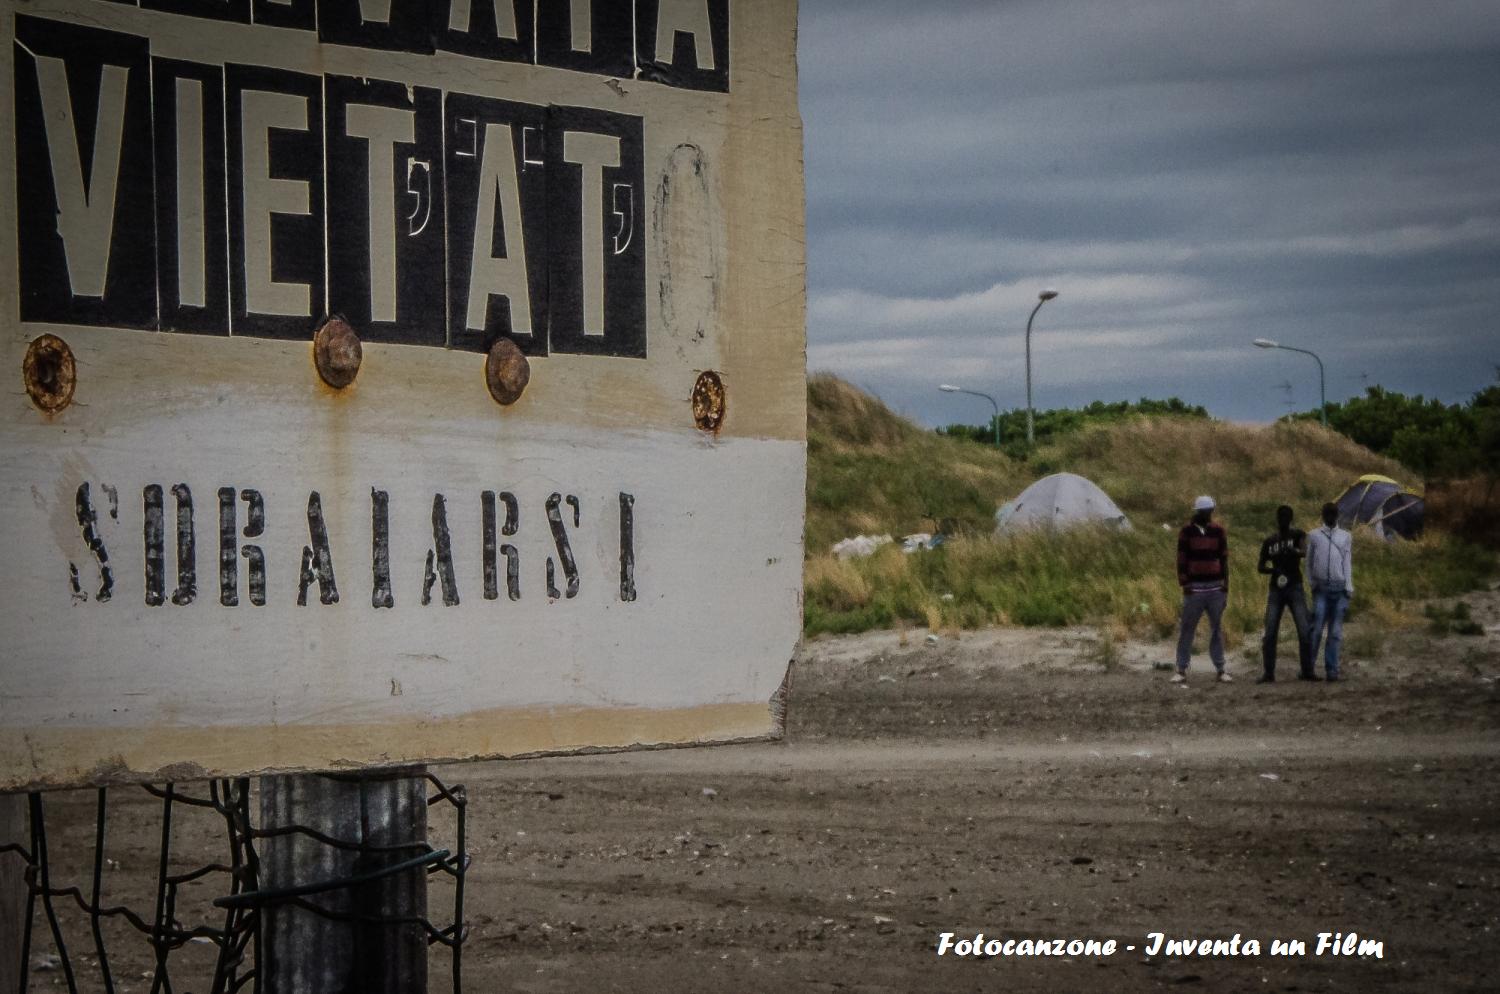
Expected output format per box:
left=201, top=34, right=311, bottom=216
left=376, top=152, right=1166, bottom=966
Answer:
left=1174, top=495, right=1231, bottom=684
left=1306, top=501, right=1354, bottom=682
left=1257, top=505, right=1315, bottom=683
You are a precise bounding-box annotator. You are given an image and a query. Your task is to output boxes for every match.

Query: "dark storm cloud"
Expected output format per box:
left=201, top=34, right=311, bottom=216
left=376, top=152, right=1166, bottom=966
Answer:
left=798, top=1, right=1500, bottom=423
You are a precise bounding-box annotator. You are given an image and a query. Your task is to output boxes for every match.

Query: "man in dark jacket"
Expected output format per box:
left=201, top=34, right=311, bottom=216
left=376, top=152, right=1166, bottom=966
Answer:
left=1174, top=495, right=1231, bottom=684
left=1256, top=505, right=1315, bottom=683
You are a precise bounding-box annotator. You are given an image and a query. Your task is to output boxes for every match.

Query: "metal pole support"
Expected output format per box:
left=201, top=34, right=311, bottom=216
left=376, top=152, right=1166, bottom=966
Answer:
left=259, top=768, right=429, bottom=994
left=1024, top=297, right=1047, bottom=447
left=0, top=794, right=25, bottom=994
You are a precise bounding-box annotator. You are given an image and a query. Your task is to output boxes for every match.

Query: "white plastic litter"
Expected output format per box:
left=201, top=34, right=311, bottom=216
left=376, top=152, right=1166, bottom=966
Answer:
left=831, top=534, right=893, bottom=559
left=901, top=533, right=936, bottom=554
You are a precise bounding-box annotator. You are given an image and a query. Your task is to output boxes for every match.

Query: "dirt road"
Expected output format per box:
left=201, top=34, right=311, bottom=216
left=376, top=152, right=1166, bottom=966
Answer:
left=18, top=598, right=1500, bottom=992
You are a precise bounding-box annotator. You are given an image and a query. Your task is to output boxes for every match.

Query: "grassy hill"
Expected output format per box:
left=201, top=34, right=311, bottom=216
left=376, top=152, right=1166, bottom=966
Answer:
left=804, top=375, right=1494, bottom=638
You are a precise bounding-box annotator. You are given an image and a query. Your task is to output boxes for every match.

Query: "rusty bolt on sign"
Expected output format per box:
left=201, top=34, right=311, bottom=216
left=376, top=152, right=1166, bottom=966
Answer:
left=23, top=334, right=76, bottom=414
left=692, top=370, right=727, bottom=433
left=485, top=338, right=531, bottom=405
left=313, top=317, right=363, bottom=389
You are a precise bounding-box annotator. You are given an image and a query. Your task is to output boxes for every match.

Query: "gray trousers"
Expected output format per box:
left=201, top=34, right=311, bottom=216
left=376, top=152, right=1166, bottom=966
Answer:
left=1177, top=588, right=1227, bottom=672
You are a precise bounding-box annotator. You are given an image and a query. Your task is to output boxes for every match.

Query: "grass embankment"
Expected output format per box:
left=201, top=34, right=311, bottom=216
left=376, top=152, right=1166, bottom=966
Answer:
left=804, top=375, right=1496, bottom=637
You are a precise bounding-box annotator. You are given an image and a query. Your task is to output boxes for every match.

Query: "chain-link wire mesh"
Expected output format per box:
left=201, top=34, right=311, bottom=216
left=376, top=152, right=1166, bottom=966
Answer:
left=1, top=771, right=466, bottom=993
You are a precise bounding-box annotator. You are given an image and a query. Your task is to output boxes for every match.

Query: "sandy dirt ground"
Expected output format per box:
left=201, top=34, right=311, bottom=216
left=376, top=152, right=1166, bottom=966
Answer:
left=15, top=591, right=1500, bottom=993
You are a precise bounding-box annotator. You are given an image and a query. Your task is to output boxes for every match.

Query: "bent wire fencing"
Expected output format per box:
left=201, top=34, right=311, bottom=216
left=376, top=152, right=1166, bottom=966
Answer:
left=1, top=770, right=467, bottom=993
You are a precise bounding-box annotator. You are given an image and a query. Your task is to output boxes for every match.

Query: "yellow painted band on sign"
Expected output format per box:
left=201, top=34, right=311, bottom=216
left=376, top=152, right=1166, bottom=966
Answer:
left=0, top=701, right=781, bottom=792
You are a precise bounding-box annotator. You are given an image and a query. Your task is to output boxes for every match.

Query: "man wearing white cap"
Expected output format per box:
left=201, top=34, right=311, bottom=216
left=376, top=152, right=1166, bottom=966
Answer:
left=1174, top=495, right=1231, bottom=683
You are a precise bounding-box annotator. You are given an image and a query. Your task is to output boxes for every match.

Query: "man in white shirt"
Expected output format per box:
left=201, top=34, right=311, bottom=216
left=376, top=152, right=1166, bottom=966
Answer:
left=1305, top=502, right=1354, bottom=681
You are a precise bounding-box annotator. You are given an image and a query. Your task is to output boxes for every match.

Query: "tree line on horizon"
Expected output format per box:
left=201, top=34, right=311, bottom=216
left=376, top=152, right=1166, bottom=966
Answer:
left=938, top=374, right=1498, bottom=489
left=1287, top=372, right=1499, bottom=486
left=937, top=397, right=1209, bottom=460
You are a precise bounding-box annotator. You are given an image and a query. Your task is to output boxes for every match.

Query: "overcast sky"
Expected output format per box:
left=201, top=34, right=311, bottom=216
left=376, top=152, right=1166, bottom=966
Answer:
left=796, top=0, right=1500, bottom=427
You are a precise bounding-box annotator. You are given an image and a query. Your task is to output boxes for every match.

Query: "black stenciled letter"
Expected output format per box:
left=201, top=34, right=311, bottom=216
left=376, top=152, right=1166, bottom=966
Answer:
left=170, top=484, right=197, bottom=605
left=144, top=484, right=165, bottom=606
left=218, top=487, right=265, bottom=606
left=73, top=483, right=114, bottom=602
left=143, top=484, right=196, bottom=606
left=482, top=490, right=521, bottom=601
left=242, top=489, right=266, bottom=606
left=218, top=487, right=237, bottom=606
left=372, top=488, right=395, bottom=608
left=422, top=494, right=460, bottom=606
left=619, top=491, right=636, bottom=602
left=482, top=490, right=498, bottom=598
left=297, top=491, right=339, bottom=606
left=545, top=492, right=580, bottom=599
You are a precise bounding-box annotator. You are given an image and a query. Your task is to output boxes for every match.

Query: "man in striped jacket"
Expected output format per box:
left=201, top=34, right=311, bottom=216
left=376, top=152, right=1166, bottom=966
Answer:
left=1173, top=495, right=1232, bottom=684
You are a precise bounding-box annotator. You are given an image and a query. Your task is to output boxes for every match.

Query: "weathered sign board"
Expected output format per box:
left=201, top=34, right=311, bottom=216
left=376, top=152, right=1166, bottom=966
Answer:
left=0, top=0, right=805, bottom=791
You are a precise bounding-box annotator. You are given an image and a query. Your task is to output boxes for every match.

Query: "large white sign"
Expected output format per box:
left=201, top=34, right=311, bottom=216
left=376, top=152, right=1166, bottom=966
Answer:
left=0, top=0, right=806, bottom=790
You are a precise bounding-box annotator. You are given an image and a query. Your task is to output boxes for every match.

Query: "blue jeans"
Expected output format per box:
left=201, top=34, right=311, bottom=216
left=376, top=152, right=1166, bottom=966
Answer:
left=1309, top=589, right=1350, bottom=677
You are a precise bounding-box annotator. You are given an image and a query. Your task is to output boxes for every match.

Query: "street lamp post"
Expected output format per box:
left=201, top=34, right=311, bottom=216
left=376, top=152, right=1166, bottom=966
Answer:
left=1253, top=338, right=1327, bottom=427
left=939, top=384, right=1001, bottom=448
left=1024, top=289, right=1059, bottom=446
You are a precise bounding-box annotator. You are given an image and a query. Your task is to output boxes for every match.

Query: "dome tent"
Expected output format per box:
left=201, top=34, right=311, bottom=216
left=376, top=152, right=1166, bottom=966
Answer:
left=995, top=473, right=1132, bottom=533
left=1334, top=474, right=1424, bottom=541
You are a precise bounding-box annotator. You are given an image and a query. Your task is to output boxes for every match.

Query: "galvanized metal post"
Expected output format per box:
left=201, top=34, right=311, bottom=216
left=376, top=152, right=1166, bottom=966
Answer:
left=259, top=769, right=428, bottom=994
left=0, top=794, right=25, bottom=994
left=1024, top=290, right=1058, bottom=447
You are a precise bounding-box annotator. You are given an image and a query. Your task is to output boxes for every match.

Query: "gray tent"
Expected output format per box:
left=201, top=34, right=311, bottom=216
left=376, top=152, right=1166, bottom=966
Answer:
left=995, top=473, right=1132, bottom=533
left=1335, top=474, right=1424, bottom=541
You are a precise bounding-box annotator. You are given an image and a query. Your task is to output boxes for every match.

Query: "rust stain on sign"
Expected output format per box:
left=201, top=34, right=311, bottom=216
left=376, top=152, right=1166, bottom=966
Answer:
left=22, top=334, right=75, bottom=414
left=691, top=370, right=727, bottom=433
left=313, top=317, right=363, bottom=389
left=484, top=338, right=531, bottom=406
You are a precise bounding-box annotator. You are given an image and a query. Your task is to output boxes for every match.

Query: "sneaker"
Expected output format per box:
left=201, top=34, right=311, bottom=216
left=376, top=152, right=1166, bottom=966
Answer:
left=1255, top=675, right=1274, bottom=684
left=1297, top=673, right=1323, bottom=682
left=1325, top=674, right=1340, bottom=683
left=1217, top=671, right=1233, bottom=683
left=1170, top=672, right=1187, bottom=684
